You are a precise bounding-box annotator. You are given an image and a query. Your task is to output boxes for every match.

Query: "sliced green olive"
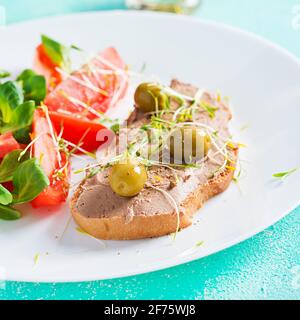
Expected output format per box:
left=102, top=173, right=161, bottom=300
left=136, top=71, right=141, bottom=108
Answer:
left=168, top=126, right=211, bottom=164
left=134, top=82, right=169, bottom=113
left=109, top=160, right=148, bottom=197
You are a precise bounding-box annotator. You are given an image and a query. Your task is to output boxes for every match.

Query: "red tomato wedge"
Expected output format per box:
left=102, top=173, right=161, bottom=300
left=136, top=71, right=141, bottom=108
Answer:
left=33, top=44, right=62, bottom=89
left=44, top=47, right=128, bottom=119
left=49, top=111, right=108, bottom=152
left=31, top=109, right=70, bottom=208
left=0, top=133, right=21, bottom=159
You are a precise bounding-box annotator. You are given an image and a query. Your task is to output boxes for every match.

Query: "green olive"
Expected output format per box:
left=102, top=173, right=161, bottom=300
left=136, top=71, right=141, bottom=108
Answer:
left=109, top=160, right=148, bottom=197
left=168, top=127, right=211, bottom=164
left=134, top=82, right=169, bottom=113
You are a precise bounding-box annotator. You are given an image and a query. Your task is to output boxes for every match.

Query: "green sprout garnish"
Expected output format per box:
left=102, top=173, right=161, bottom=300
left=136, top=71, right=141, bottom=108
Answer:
left=195, top=241, right=204, bottom=247
left=273, top=167, right=299, bottom=180
left=110, top=123, right=120, bottom=134
left=140, top=62, right=147, bottom=73
left=199, top=101, right=218, bottom=119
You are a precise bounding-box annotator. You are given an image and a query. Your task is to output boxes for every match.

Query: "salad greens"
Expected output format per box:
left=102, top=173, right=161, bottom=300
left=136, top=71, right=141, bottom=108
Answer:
left=0, top=68, right=48, bottom=220
left=17, top=69, right=46, bottom=103
left=0, top=34, right=234, bottom=225
left=0, top=150, right=29, bottom=183
left=41, top=34, right=71, bottom=72
left=0, top=204, right=21, bottom=221
left=0, top=70, right=11, bottom=80
left=0, top=69, right=46, bottom=137
left=13, top=127, right=32, bottom=145
left=12, top=158, right=49, bottom=204
left=0, top=81, right=24, bottom=123
left=0, top=101, right=36, bottom=134
left=0, top=153, right=49, bottom=220
left=0, top=184, right=13, bottom=205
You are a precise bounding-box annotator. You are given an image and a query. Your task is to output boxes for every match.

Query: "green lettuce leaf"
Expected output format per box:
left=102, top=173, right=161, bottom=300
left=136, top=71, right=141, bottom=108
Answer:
left=0, top=184, right=13, bottom=205
left=12, top=158, right=49, bottom=204
left=0, top=149, right=29, bottom=183
left=0, top=70, right=11, bottom=79
left=0, top=81, right=24, bottom=123
left=17, top=69, right=46, bottom=103
left=0, top=204, right=21, bottom=221
left=0, top=101, right=36, bottom=134
left=41, top=34, right=71, bottom=71
left=13, top=126, right=32, bottom=144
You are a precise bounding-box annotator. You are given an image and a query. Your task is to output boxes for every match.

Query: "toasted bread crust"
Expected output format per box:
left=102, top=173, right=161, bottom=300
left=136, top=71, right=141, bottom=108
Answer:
left=70, top=159, right=236, bottom=240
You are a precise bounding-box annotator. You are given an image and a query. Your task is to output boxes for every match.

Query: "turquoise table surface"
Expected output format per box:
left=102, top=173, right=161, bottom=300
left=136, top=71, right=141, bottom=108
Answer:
left=0, top=0, right=300, bottom=300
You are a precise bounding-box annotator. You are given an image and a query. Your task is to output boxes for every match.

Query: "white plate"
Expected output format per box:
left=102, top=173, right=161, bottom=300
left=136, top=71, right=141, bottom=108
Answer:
left=1, top=11, right=300, bottom=282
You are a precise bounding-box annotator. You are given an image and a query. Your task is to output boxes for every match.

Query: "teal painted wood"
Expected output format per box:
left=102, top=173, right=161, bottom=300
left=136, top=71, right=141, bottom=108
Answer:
left=0, top=0, right=299, bottom=300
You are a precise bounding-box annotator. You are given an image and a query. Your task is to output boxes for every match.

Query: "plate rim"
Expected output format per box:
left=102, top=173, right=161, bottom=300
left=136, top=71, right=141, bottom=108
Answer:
left=2, top=10, right=300, bottom=283
left=4, top=9, right=300, bottom=68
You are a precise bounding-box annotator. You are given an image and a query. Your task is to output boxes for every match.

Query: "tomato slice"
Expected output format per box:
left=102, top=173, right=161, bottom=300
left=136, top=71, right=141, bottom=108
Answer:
left=0, top=133, right=21, bottom=159
left=44, top=47, right=128, bottom=119
left=49, top=111, right=110, bottom=152
left=33, top=44, right=62, bottom=89
left=31, top=109, right=70, bottom=208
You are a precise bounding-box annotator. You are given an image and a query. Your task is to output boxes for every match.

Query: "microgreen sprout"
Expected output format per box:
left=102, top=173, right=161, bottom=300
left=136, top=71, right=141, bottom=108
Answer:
left=195, top=241, right=204, bottom=247
left=273, top=167, right=299, bottom=180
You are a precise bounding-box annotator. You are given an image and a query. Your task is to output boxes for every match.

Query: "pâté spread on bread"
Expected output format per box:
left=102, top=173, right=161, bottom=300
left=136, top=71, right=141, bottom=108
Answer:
left=71, top=79, right=238, bottom=240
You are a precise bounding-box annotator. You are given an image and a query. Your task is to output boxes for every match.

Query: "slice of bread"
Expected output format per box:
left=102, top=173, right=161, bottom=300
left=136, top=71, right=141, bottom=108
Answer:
left=70, top=80, right=238, bottom=240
